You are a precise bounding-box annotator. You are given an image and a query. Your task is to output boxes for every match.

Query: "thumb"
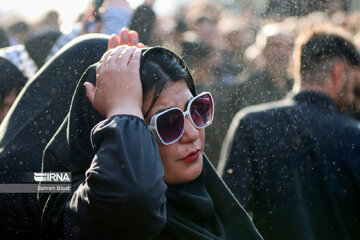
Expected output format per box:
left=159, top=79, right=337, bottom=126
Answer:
left=84, top=82, right=96, bottom=106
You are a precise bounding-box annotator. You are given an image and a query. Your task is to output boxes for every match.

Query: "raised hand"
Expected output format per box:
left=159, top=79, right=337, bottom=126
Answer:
left=84, top=46, right=143, bottom=119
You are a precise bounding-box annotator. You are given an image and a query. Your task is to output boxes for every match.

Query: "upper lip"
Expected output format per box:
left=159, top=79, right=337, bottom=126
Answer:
left=181, top=148, right=201, bottom=160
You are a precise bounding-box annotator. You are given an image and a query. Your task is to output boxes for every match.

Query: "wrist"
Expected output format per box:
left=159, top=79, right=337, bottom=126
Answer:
left=106, top=107, right=144, bottom=120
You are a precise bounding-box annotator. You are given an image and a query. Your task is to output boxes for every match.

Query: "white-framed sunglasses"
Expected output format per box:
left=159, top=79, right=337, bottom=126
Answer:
left=148, top=92, right=214, bottom=145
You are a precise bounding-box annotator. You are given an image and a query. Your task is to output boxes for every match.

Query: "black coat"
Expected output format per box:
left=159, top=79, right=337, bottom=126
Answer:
left=219, top=91, right=360, bottom=240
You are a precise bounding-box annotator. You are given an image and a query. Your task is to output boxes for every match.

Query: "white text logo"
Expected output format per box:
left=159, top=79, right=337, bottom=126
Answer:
left=34, top=172, right=71, bottom=182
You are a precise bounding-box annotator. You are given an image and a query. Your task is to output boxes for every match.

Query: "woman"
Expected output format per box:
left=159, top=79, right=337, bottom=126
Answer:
left=40, top=43, right=262, bottom=239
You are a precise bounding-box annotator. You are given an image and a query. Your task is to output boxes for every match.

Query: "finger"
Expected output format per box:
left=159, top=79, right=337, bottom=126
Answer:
left=84, top=82, right=96, bottom=106
left=98, top=50, right=113, bottom=72
left=108, top=34, right=119, bottom=50
left=137, top=43, right=145, bottom=48
left=99, top=49, right=112, bottom=63
left=107, top=45, right=127, bottom=66
left=128, top=48, right=142, bottom=69
left=119, top=28, right=129, bottom=45
left=129, top=31, right=139, bottom=46
left=117, top=46, right=137, bottom=67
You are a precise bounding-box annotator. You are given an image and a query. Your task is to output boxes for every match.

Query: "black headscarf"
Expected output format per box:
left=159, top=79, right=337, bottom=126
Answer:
left=0, top=34, right=108, bottom=240
left=0, top=57, right=27, bottom=103
left=41, top=47, right=262, bottom=239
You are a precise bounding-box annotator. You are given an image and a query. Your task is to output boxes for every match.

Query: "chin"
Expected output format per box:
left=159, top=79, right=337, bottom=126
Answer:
left=165, top=156, right=203, bottom=185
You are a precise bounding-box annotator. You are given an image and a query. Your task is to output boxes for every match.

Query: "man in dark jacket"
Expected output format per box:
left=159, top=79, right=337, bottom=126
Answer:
left=218, top=25, right=360, bottom=240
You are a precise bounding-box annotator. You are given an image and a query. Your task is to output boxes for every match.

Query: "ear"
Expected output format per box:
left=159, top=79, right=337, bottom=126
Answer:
left=328, top=61, right=345, bottom=97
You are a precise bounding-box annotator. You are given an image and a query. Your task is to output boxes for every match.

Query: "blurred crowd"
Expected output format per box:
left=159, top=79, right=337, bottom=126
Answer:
left=0, top=0, right=360, bottom=165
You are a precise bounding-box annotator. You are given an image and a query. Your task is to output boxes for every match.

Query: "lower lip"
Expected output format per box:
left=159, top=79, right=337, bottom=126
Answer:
left=181, top=151, right=200, bottom=163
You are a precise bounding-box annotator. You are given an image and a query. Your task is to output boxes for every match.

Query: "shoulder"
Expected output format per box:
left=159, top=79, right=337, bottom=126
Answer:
left=233, top=97, right=295, bottom=125
left=334, top=112, right=360, bottom=135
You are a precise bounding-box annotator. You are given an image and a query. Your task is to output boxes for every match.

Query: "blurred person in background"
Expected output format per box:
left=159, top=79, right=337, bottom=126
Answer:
left=215, top=15, right=256, bottom=85
left=0, top=57, right=27, bottom=123
left=264, top=0, right=351, bottom=19
left=181, top=32, right=217, bottom=85
left=345, top=66, right=360, bottom=120
left=150, top=14, right=186, bottom=52
left=185, top=0, right=223, bottom=53
left=35, top=10, right=61, bottom=32
left=24, top=29, right=62, bottom=69
left=46, top=0, right=132, bottom=60
left=129, top=0, right=156, bottom=46
left=7, top=21, right=30, bottom=46
left=345, top=32, right=360, bottom=120
left=231, top=22, right=295, bottom=112
left=0, top=25, right=61, bottom=79
left=0, top=27, right=10, bottom=48
left=0, top=11, right=63, bottom=78
left=0, top=42, right=38, bottom=80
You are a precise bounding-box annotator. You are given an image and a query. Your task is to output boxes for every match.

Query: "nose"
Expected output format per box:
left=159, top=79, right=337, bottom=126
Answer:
left=179, top=115, right=199, bottom=143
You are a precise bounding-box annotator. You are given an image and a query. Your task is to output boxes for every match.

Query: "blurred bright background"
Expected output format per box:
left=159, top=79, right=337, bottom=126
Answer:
left=0, top=0, right=192, bottom=33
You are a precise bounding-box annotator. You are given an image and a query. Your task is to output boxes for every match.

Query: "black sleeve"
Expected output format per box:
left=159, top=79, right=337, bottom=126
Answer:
left=220, top=114, right=255, bottom=211
left=63, top=114, right=167, bottom=240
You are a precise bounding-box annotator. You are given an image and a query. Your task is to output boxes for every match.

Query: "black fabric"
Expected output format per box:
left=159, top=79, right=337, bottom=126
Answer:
left=129, top=4, right=156, bottom=46
left=346, top=103, right=360, bottom=122
left=0, top=34, right=108, bottom=240
left=64, top=114, right=167, bottom=240
left=0, top=57, right=27, bottom=102
left=25, top=29, right=62, bottom=68
left=158, top=165, right=225, bottom=240
left=232, top=69, right=292, bottom=112
left=220, top=91, right=360, bottom=240
left=41, top=47, right=262, bottom=240
left=0, top=34, right=108, bottom=176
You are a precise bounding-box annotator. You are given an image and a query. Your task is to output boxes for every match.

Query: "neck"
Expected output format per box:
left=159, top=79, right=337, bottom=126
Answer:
left=300, top=85, right=344, bottom=110
left=267, top=67, right=288, bottom=91
left=300, top=85, right=329, bottom=94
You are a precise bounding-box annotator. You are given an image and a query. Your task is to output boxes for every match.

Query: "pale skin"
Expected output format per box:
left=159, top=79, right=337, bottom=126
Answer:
left=302, top=61, right=355, bottom=111
left=84, top=30, right=204, bottom=185
left=143, top=81, right=204, bottom=185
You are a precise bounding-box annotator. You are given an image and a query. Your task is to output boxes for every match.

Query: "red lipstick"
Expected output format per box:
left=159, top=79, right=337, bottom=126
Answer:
left=181, top=149, right=201, bottom=162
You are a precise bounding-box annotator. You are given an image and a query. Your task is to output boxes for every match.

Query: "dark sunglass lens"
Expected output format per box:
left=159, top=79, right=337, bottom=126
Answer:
left=157, top=109, right=184, bottom=143
left=190, top=94, right=213, bottom=128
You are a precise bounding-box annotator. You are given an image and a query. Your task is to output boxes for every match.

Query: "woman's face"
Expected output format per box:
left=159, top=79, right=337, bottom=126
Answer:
left=143, top=80, right=205, bottom=185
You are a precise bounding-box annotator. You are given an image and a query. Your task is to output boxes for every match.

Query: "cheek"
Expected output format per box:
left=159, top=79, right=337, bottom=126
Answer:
left=199, top=129, right=205, bottom=150
left=156, top=131, right=205, bottom=185
left=157, top=143, right=174, bottom=164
